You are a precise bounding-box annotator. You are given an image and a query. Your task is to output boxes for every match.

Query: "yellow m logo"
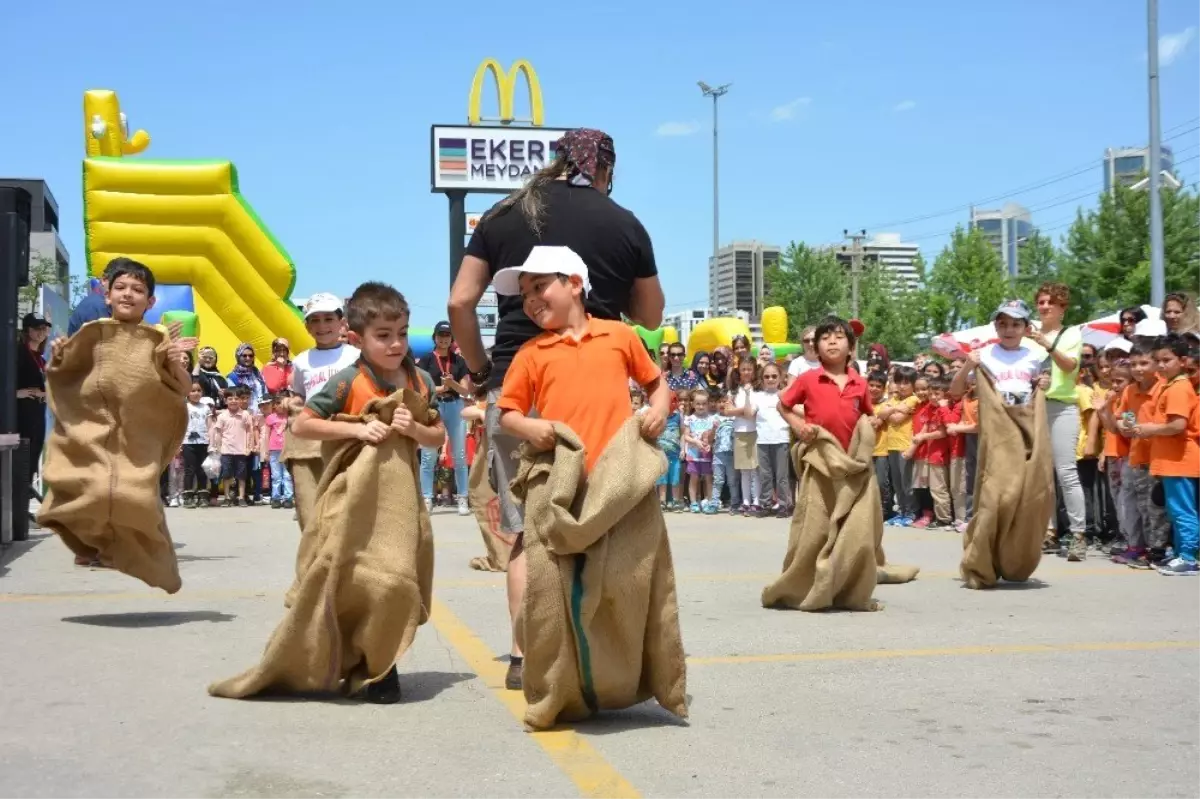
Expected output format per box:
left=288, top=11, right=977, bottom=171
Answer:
left=467, top=59, right=544, bottom=127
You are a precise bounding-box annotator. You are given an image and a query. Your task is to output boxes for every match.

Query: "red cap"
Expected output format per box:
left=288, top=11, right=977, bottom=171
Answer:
left=849, top=319, right=866, bottom=338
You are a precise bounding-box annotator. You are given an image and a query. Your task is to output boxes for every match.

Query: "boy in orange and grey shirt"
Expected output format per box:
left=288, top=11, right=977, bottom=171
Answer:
left=1131, top=334, right=1200, bottom=576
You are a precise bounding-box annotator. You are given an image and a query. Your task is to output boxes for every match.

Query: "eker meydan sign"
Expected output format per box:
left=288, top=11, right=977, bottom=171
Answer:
left=430, top=58, right=569, bottom=194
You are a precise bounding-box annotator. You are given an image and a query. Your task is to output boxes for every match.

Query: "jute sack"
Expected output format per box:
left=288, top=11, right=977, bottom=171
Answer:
left=281, top=427, right=324, bottom=608
left=467, top=427, right=516, bottom=572
left=38, top=320, right=187, bottom=593
left=209, top=388, right=436, bottom=699
left=960, top=371, right=1052, bottom=589
left=762, top=417, right=906, bottom=611
left=513, top=419, right=688, bottom=731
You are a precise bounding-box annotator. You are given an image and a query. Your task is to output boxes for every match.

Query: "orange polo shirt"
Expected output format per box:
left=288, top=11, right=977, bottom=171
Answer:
left=1149, top=376, right=1200, bottom=478
left=498, top=317, right=661, bottom=472
left=1123, top=379, right=1161, bottom=468
left=1102, top=390, right=1130, bottom=459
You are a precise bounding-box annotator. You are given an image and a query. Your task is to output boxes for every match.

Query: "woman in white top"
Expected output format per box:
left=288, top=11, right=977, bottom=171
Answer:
left=727, top=358, right=761, bottom=515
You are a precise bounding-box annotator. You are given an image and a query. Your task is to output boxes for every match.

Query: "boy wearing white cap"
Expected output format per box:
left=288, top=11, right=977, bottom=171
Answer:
left=282, top=292, right=360, bottom=605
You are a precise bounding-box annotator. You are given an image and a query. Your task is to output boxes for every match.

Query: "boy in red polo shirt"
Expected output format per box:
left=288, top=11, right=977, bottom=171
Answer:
left=778, top=316, right=873, bottom=451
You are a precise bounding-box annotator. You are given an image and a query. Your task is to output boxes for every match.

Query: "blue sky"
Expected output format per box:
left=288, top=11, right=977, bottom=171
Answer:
left=4, top=0, right=1198, bottom=326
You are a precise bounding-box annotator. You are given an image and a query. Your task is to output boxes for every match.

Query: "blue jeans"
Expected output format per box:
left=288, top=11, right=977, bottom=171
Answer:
left=269, top=450, right=294, bottom=501
left=1163, top=476, right=1199, bottom=561
left=420, top=397, right=469, bottom=498
left=713, top=449, right=738, bottom=506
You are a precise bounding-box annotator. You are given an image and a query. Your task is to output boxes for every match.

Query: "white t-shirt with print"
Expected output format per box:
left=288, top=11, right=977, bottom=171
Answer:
left=184, top=398, right=213, bottom=445
left=751, top=389, right=791, bottom=445
left=291, top=344, right=361, bottom=400
left=731, top=385, right=757, bottom=434
left=977, top=343, right=1042, bottom=402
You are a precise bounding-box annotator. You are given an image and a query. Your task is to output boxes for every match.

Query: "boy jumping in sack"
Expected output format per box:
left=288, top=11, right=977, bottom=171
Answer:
left=492, top=245, right=687, bottom=729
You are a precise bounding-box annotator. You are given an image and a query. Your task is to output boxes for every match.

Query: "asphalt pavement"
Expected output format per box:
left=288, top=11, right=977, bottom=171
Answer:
left=1, top=504, right=1196, bottom=798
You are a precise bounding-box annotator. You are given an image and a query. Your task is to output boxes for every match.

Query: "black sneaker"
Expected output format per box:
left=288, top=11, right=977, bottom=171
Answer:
left=271, top=499, right=282, bottom=509
left=282, top=498, right=294, bottom=509
left=505, top=656, right=523, bottom=691
left=359, top=666, right=402, bottom=704
left=241, top=497, right=252, bottom=507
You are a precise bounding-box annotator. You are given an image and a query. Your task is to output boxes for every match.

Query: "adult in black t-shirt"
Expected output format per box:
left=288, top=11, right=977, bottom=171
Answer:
left=415, top=321, right=473, bottom=516
left=16, top=314, right=53, bottom=484
left=446, top=128, right=665, bottom=689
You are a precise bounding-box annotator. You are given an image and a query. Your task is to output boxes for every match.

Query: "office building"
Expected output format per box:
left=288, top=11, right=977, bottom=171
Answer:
left=0, top=179, right=70, bottom=314
left=707, top=240, right=781, bottom=321
left=1104, top=145, right=1175, bottom=192
left=969, top=203, right=1034, bottom=278
left=830, top=232, right=921, bottom=292
left=663, top=307, right=751, bottom=349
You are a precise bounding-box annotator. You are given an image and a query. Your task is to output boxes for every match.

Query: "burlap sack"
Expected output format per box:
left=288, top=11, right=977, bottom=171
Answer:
left=762, top=417, right=914, bottom=611
left=38, top=320, right=187, bottom=594
left=281, top=427, right=324, bottom=608
left=467, top=427, right=516, bottom=572
left=209, top=389, right=436, bottom=699
left=960, top=372, right=1052, bottom=589
left=513, top=419, right=688, bottom=731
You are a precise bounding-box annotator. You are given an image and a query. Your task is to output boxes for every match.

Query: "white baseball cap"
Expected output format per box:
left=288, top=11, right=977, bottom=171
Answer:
left=492, top=246, right=591, bottom=297
left=1105, top=338, right=1132, bottom=354
left=304, top=292, right=343, bottom=319
left=1134, top=318, right=1168, bottom=338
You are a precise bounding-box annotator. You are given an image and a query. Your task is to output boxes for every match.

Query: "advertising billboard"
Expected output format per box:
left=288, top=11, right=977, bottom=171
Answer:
left=431, top=125, right=569, bottom=193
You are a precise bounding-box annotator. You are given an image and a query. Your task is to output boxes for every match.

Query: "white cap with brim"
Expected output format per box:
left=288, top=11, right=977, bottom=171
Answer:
left=492, top=246, right=592, bottom=296
left=1105, top=338, right=1133, bottom=354
left=304, top=292, right=343, bottom=319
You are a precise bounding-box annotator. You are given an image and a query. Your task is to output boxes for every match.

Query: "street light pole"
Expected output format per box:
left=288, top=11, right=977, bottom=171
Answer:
left=1148, top=0, right=1165, bottom=305
left=698, top=81, right=732, bottom=276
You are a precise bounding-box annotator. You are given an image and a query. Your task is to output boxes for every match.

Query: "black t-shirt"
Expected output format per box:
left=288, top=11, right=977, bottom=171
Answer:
left=417, top=350, right=470, bottom=402
left=465, top=181, right=657, bottom=389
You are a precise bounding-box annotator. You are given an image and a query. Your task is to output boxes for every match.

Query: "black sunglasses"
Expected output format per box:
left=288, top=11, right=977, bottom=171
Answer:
left=669, top=351, right=684, bottom=357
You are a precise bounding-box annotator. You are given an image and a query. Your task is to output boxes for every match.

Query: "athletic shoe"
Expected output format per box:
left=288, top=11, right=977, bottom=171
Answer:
left=1111, top=548, right=1142, bottom=565
left=775, top=505, right=791, bottom=519
left=423, top=497, right=433, bottom=514
left=730, top=504, right=743, bottom=516
left=282, top=498, right=294, bottom=509
left=689, top=502, right=701, bottom=514
left=953, top=521, right=968, bottom=533
left=271, top=499, right=282, bottom=509
left=1128, top=554, right=1155, bottom=570
left=894, top=516, right=913, bottom=528
left=456, top=495, right=470, bottom=516
left=912, top=515, right=931, bottom=529
left=1157, top=558, right=1199, bottom=576
left=505, top=657, right=523, bottom=690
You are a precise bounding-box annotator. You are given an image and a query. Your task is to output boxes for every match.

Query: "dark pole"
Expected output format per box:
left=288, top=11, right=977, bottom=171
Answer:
left=1, top=201, right=32, bottom=436
left=448, top=190, right=467, bottom=288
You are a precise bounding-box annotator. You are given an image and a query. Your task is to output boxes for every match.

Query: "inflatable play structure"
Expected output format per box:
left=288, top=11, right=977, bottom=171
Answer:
left=634, top=306, right=804, bottom=364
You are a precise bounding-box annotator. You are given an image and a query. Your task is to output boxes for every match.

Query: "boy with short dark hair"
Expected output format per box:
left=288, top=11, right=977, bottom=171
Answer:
left=1114, top=342, right=1171, bottom=569
left=867, top=371, right=892, bottom=520
left=779, top=316, right=874, bottom=450
left=211, top=386, right=256, bottom=506
left=881, top=367, right=919, bottom=525
left=1132, top=334, right=1200, bottom=575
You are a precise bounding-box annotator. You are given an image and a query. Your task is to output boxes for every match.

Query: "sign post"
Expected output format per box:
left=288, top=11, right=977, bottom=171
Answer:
left=434, top=59, right=567, bottom=286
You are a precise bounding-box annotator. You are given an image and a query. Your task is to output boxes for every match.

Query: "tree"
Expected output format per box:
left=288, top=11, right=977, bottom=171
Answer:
left=18, top=253, right=89, bottom=312
left=856, top=261, right=925, bottom=361
left=765, top=242, right=848, bottom=336
left=1012, top=230, right=1060, bottom=302
left=920, top=225, right=1010, bottom=333
left=1058, top=182, right=1200, bottom=320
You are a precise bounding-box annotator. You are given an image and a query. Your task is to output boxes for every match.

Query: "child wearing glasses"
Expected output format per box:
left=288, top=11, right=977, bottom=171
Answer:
left=733, top=361, right=792, bottom=517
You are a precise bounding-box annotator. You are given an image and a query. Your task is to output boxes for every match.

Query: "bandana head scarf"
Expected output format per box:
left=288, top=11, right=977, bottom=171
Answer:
left=555, top=128, right=616, bottom=190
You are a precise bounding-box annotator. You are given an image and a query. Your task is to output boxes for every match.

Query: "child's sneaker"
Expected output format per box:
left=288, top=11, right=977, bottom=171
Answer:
left=729, top=504, right=743, bottom=516
left=423, top=497, right=433, bottom=514
left=282, top=498, right=294, bottom=509
left=1111, top=548, right=1141, bottom=565
left=911, top=514, right=931, bottom=529
left=1128, top=554, right=1154, bottom=570
left=456, top=495, right=470, bottom=516
left=775, top=504, right=791, bottom=519
left=689, top=502, right=701, bottom=514
left=953, top=521, right=968, bottom=533
left=1156, top=558, right=1199, bottom=576
left=894, top=515, right=913, bottom=527
left=271, top=499, right=282, bottom=509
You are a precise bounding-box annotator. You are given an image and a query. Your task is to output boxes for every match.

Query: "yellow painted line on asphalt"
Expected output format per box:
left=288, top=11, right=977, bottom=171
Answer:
left=688, top=639, right=1200, bottom=666
left=429, top=600, right=640, bottom=799
left=0, top=588, right=272, bottom=603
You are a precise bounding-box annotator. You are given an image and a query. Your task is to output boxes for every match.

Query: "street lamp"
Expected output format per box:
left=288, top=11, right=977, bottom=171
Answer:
left=1147, top=0, right=1165, bottom=305
left=698, top=81, right=732, bottom=277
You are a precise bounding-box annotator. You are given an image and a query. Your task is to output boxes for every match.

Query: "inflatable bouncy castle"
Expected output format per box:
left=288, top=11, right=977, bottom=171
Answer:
left=633, top=306, right=804, bottom=364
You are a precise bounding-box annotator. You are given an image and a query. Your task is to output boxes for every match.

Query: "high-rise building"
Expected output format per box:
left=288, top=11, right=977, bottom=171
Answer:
left=1104, top=145, right=1175, bottom=192
left=969, top=203, right=1033, bottom=278
left=707, top=240, right=781, bottom=321
left=831, top=232, right=921, bottom=292
left=0, top=179, right=70, bottom=314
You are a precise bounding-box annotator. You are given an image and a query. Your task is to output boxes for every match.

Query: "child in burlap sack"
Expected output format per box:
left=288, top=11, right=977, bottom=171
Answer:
left=281, top=292, right=361, bottom=607
left=39, top=258, right=195, bottom=589
left=211, top=282, right=444, bottom=705
left=493, top=245, right=687, bottom=729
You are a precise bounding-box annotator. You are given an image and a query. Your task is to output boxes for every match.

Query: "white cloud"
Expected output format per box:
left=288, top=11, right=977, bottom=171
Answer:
left=770, top=97, right=812, bottom=122
left=656, top=120, right=701, bottom=137
left=893, top=99, right=917, bottom=113
left=1160, top=26, right=1196, bottom=66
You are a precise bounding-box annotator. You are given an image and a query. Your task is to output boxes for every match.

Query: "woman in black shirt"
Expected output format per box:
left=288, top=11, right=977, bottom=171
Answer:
left=16, top=314, right=52, bottom=482
left=416, top=322, right=472, bottom=516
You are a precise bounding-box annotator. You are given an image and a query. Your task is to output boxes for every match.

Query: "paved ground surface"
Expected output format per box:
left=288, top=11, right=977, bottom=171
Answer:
left=1, top=505, right=1197, bottom=798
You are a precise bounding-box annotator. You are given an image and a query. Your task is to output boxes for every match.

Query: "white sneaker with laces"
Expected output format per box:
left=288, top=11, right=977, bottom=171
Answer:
left=424, top=497, right=433, bottom=514
left=456, top=495, right=470, bottom=516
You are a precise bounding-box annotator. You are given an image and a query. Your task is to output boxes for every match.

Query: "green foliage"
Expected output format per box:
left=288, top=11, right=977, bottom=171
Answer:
left=1012, top=230, right=1060, bottom=301
left=765, top=242, right=848, bottom=337
left=18, top=254, right=88, bottom=311
left=855, top=262, right=925, bottom=361
left=919, top=226, right=1010, bottom=332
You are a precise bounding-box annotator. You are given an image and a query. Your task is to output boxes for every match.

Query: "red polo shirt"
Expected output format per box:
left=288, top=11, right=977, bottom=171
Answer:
left=780, top=366, right=873, bottom=451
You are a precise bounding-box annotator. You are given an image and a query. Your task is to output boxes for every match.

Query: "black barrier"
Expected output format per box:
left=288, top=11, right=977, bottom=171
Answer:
left=8, top=437, right=31, bottom=542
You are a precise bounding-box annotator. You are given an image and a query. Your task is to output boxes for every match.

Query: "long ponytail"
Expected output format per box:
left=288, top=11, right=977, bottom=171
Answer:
left=485, top=157, right=570, bottom=238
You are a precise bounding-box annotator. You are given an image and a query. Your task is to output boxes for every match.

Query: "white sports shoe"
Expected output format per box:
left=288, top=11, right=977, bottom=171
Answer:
left=456, top=495, right=470, bottom=516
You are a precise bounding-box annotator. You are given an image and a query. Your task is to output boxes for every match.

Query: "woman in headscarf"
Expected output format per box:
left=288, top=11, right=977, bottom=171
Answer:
left=226, top=343, right=267, bottom=410
left=1162, top=292, right=1200, bottom=335
left=710, top=347, right=733, bottom=391
left=757, top=345, right=776, bottom=368
left=261, top=338, right=294, bottom=395
left=194, top=346, right=228, bottom=409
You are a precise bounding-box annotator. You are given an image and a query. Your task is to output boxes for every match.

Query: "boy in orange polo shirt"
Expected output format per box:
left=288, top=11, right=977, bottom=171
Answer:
left=1094, top=361, right=1136, bottom=562
left=1111, top=342, right=1171, bottom=569
left=1133, top=334, right=1200, bottom=575
left=495, top=246, right=669, bottom=467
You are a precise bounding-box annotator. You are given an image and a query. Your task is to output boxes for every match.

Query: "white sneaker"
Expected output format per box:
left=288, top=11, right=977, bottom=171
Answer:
left=424, top=497, right=433, bottom=514
left=169, top=497, right=181, bottom=508
left=456, top=495, right=470, bottom=516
